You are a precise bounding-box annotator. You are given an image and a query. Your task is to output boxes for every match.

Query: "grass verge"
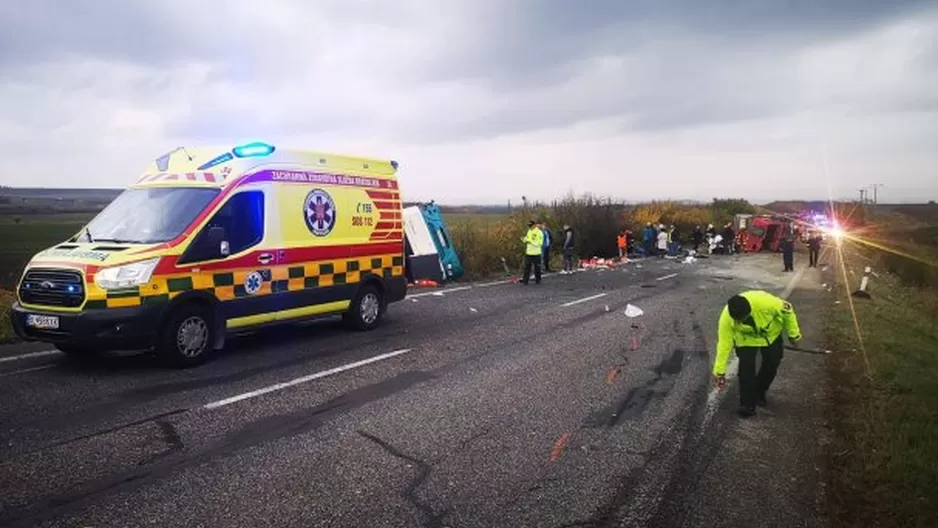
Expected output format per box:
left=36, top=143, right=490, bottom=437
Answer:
left=0, top=289, right=16, bottom=343
left=823, top=246, right=938, bottom=527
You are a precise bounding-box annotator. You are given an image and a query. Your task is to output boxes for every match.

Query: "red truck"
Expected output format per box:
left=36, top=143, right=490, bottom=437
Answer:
left=735, top=214, right=795, bottom=253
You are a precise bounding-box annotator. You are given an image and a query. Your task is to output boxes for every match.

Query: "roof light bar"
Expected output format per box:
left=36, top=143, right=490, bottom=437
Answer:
left=197, top=152, right=234, bottom=170
left=233, top=141, right=276, bottom=158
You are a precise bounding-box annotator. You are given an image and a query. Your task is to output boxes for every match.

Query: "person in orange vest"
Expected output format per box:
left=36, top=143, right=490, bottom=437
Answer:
left=617, top=230, right=627, bottom=260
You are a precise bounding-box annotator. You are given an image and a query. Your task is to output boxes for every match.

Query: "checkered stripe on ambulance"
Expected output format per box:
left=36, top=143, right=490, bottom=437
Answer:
left=13, top=142, right=407, bottom=367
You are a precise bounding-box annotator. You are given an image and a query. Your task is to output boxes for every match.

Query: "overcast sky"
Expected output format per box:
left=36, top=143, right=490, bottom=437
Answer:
left=1, top=1, right=937, bottom=204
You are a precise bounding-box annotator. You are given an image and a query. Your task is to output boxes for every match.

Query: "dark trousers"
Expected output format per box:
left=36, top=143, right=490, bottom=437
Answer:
left=783, top=251, right=794, bottom=271
left=563, top=248, right=575, bottom=272
left=644, top=240, right=653, bottom=257
left=736, top=337, right=783, bottom=408
left=542, top=248, right=551, bottom=272
left=522, top=255, right=542, bottom=284
left=809, top=248, right=819, bottom=267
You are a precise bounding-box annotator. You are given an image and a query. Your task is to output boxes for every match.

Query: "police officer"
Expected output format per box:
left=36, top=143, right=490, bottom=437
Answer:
left=712, top=291, right=803, bottom=417
left=521, top=220, right=544, bottom=285
left=807, top=231, right=822, bottom=268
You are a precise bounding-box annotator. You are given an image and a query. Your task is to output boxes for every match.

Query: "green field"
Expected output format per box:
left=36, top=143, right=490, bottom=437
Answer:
left=0, top=215, right=91, bottom=290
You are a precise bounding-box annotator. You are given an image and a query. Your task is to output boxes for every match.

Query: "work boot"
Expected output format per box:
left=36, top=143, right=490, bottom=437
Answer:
left=737, top=405, right=756, bottom=418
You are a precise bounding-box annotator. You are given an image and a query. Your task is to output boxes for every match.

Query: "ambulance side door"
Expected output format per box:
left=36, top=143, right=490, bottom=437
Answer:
left=177, top=186, right=272, bottom=327
left=274, top=182, right=352, bottom=319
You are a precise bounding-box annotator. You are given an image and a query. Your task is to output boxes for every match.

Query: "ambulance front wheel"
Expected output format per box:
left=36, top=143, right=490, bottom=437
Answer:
left=345, top=284, right=384, bottom=331
left=156, top=304, right=216, bottom=368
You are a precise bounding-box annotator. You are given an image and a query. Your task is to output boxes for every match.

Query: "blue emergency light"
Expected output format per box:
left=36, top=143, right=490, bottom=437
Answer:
left=196, top=152, right=234, bottom=170
left=233, top=141, right=276, bottom=158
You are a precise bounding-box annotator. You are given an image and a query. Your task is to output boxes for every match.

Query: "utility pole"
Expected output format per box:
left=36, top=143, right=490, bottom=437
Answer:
left=869, top=183, right=884, bottom=208
left=858, top=188, right=866, bottom=204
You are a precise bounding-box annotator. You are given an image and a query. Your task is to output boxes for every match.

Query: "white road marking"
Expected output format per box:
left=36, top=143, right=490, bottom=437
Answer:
left=0, top=349, right=61, bottom=364
left=561, top=293, right=608, bottom=307
left=702, top=264, right=807, bottom=425
left=656, top=273, right=679, bottom=281
left=476, top=279, right=512, bottom=288
left=203, top=348, right=413, bottom=410
left=405, top=285, right=473, bottom=299
left=0, top=364, right=56, bottom=377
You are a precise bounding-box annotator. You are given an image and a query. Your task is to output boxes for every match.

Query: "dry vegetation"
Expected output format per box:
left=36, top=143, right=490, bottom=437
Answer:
left=448, top=195, right=756, bottom=278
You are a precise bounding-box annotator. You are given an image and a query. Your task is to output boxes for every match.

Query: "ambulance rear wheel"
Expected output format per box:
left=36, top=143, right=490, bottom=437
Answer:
left=345, top=284, right=384, bottom=331
left=156, top=304, right=215, bottom=368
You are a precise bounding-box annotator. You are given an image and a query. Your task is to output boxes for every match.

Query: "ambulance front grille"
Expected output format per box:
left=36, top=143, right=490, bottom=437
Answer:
left=19, top=268, right=86, bottom=308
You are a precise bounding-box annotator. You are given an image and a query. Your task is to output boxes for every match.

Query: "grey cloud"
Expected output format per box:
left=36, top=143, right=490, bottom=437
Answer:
left=412, top=0, right=937, bottom=88
left=4, top=0, right=937, bottom=147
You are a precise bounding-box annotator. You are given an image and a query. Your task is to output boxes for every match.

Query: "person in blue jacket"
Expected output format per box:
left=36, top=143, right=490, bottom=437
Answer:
left=642, top=223, right=655, bottom=258
left=538, top=221, right=553, bottom=273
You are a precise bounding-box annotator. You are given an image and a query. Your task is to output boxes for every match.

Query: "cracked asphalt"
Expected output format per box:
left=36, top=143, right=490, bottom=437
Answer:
left=0, top=252, right=828, bottom=527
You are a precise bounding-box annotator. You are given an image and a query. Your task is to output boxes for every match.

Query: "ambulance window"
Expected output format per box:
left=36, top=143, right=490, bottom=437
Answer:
left=181, top=191, right=265, bottom=263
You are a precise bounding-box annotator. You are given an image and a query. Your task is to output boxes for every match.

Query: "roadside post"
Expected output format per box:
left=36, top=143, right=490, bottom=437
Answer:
left=852, top=266, right=872, bottom=299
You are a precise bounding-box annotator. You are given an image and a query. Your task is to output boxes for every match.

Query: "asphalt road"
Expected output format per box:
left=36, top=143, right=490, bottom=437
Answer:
left=0, top=252, right=825, bottom=527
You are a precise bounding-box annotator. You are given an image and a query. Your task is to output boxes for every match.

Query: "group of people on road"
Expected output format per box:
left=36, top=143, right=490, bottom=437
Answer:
left=639, top=223, right=684, bottom=258
left=521, top=220, right=577, bottom=285
left=780, top=230, right=824, bottom=272
left=520, top=218, right=808, bottom=418
left=521, top=217, right=828, bottom=285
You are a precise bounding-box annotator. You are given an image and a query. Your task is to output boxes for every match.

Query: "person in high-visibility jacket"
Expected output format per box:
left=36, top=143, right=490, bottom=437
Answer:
left=521, top=220, right=545, bottom=285
left=712, top=290, right=803, bottom=417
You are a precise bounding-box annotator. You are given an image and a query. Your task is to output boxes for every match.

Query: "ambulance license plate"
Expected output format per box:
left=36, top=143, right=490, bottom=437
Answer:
left=26, top=314, right=59, bottom=330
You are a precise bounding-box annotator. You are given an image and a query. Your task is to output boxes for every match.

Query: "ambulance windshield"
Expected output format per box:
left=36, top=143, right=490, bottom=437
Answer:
left=81, top=187, right=220, bottom=244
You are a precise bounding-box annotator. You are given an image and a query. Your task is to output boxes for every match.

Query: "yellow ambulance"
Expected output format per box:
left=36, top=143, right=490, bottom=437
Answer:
left=11, top=142, right=407, bottom=367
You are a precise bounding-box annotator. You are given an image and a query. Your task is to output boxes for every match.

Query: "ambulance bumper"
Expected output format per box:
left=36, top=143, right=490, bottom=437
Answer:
left=11, top=301, right=165, bottom=351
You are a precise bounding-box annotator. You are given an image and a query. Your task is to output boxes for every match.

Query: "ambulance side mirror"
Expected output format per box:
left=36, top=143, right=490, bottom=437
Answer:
left=206, top=226, right=229, bottom=258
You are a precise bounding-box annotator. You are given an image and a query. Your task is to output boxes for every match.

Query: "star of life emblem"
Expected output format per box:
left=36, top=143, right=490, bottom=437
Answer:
left=304, top=188, right=337, bottom=237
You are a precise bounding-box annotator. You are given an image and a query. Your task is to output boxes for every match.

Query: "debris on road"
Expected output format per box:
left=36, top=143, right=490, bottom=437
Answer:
left=469, top=308, right=478, bottom=313
left=683, top=256, right=697, bottom=264
left=550, top=433, right=571, bottom=462
left=624, top=305, right=644, bottom=318
left=605, top=305, right=610, bottom=312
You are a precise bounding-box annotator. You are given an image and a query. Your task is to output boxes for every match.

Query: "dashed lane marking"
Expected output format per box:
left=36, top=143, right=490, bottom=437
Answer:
left=406, top=286, right=473, bottom=299
left=561, top=293, right=608, bottom=307
left=0, top=364, right=57, bottom=377
left=0, top=349, right=61, bottom=364
left=203, top=348, right=413, bottom=410
left=656, top=273, right=679, bottom=281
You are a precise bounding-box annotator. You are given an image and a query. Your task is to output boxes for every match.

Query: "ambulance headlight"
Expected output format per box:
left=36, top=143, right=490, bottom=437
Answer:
left=95, top=258, right=160, bottom=290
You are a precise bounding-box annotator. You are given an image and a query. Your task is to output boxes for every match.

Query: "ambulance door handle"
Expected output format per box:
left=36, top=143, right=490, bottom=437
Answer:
left=258, top=253, right=274, bottom=265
